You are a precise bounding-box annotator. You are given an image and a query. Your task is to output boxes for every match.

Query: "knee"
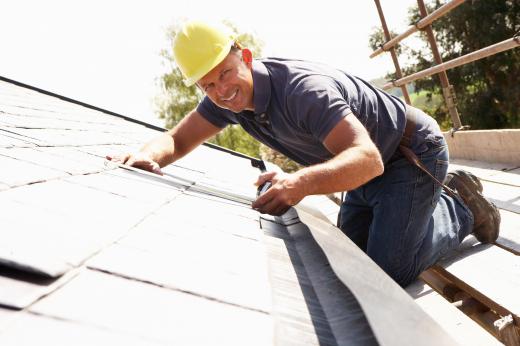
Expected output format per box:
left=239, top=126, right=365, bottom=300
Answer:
left=371, top=256, right=419, bottom=288
left=340, top=227, right=368, bottom=253
left=392, top=271, right=418, bottom=288
left=338, top=215, right=370, bottom=252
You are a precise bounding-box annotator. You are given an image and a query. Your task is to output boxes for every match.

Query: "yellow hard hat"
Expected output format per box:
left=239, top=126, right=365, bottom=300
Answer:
left=173, top=21, right=235, bottom=86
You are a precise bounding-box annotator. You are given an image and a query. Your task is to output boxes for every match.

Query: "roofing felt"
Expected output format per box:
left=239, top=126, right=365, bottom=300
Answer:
left=0, top=76, right=461, bottom=345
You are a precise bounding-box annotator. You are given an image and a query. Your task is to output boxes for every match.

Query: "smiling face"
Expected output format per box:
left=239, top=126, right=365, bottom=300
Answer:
left=197, top=50, right=254, bottom=113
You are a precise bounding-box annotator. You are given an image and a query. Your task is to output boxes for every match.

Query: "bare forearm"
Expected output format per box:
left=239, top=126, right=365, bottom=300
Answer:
left=139, top=131, right=177, bottom=167
left=139, top=110, right=222, bottom=168
left=252, top=115, right=384, bottom=216
left=294, top=145, right=384, bottom=196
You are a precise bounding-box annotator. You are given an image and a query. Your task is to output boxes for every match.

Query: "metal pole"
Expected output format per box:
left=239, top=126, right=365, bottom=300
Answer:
left=373, top=0, right=411, bottom=105
left=370, top=0, right=466, bottom=58
left=417, top=0, right=462, bottom=129
left=383, top=37, right=520, bottom=89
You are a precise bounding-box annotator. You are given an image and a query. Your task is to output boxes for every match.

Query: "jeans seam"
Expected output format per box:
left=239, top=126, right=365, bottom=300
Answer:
left=432, top=159, right=449, bottom=206
left=395, top=166, right=420, bottom=273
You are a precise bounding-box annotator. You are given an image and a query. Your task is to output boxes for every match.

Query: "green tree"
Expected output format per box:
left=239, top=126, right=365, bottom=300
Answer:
left=369, top=0, right=520, bottom=129
left=156, top=20, right=264, bottom=157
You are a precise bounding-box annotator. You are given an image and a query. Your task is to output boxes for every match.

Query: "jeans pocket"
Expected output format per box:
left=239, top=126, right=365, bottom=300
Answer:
left=415, top=133, right=447, bottom=157
left=432, top=158, right=449, bottom=206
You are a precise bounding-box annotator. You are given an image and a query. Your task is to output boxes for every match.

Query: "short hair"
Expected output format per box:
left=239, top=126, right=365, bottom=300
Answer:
left=230, top=42, right=243, bottom=54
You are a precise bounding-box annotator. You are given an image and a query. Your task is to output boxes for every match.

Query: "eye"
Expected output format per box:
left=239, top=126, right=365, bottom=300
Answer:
left=204, top=83, right=214, bottom=92
left=221, top=69, right=232, bottom=79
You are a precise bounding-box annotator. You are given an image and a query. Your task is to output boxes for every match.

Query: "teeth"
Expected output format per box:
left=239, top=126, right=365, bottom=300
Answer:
left=222, top=90, right=237, bottom=102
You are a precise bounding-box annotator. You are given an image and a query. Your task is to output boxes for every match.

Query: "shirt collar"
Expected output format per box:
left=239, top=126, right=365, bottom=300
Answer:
left=252, top=60, right=271, bottom=116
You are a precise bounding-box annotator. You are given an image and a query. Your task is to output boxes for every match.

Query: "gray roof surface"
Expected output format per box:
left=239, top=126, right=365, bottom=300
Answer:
left=0, top=77, right=466, bottom=346
left=0, top=78, right=381, bottom=345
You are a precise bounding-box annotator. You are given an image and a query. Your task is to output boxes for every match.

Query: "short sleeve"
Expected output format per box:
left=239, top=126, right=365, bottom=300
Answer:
left=287, top=76, right=353, bottom=142
left=196, top=96, right=236, bottom=128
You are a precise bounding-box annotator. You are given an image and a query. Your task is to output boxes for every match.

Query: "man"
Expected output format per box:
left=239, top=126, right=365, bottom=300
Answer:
left=108, top=21, right=500, bottom=287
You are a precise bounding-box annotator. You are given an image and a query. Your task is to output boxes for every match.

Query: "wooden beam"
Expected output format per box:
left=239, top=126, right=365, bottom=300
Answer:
left=383, top=37, right=520, bottom=89
left=370, top=0, right=466, bottom=58
left=373, top=0, right=411, bottom=104
left=417, top=0, right=462, bottom=129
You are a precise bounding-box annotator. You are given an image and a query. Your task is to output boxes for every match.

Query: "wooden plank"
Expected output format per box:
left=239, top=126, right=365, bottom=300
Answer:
left=449, top=159, right=520, bottom=187
left=438, top=243, right=520, bottom=320
left=262, top=232, right=337, bottom=346
left=486, top=169, right=520, bottom=187
left=449, top=159, right=517, bottom=176
left=295, top=199, right=459, bottom=346
left=299, top=195, right=340, bottom=226
left=406, top=280, right=501, bottom=346
left=261, top=218, right=377, bottom=345
left=496, top=209, right=520, bottom=254
left=448, top=159, right=520, bottom=215
left=481, top=180, right=520, bottom=214
left=448, top=160, right=520, bottom=246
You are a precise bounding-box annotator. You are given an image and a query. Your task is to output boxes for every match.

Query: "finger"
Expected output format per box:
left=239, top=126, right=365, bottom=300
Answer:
left=255, top=171, right=277, bottom=186
left=274, top=205, right=291, bottom=216
left=252, top=185, right=276, bottom=209
left=259, top=197, right=286, bottom=216
left=109, top=153, right=130, bottom=164
left=126, top=157, right=160, bottom=174
left=126, top=155, right=150, bottom=167
left=264, top=194, right=291, bottom=215
left=130, top=161, right=154, bottom=172
left=125, top=157, right=139, bottom=167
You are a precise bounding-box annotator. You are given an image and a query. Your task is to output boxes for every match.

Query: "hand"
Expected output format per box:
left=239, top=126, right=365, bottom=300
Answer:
left=106, top=152, right=163, bottom=175
left=251, top=171, right=305, bottom=216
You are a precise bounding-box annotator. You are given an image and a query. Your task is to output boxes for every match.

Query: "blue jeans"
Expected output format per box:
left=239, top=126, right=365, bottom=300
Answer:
left=338, top=132, right=474, bottom=287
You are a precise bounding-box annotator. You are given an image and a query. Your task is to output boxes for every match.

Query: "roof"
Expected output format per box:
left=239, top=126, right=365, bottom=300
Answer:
left=0, top=77, right=377, bottom=345
left=2, top=75, right=516, bottom=345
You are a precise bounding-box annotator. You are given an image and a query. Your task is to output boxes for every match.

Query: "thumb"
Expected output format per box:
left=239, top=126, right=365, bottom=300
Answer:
left=151, top=162, right=164, bottom=176
left=255, top=171, right=276, bottom=186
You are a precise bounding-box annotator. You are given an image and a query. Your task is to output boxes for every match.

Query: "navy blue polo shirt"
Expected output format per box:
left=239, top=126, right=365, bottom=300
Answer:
left=196, top=58, right=407, bottom=166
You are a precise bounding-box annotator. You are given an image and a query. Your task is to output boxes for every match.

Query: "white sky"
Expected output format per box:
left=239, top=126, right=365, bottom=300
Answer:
left=1, top=0, right=419, bottom=126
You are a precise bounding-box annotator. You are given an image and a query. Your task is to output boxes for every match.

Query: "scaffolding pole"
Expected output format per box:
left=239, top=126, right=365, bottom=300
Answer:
left=373, top=0, right=411, bottom=105
left=383, top=37, right=520, bottom=90
left=417, top=0, right=462, bottom=129
left=370, top=0, right=466, bottom=59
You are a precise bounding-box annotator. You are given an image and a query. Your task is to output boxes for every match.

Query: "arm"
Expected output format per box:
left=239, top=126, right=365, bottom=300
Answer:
left=107, top=110, right=223, bottom=174
left=252, top=114, right=384, bottom=215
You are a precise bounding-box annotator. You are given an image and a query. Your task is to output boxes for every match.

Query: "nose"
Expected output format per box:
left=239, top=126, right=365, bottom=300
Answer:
left=215, top=82, right=228, bottom=98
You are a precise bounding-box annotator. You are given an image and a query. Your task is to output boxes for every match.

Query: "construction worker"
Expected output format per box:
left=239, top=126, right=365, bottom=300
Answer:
left=107, top=21, right=500, bottom=287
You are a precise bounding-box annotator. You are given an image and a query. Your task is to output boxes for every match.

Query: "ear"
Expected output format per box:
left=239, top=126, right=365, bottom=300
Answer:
left=242, top=48, right=253, bottom=66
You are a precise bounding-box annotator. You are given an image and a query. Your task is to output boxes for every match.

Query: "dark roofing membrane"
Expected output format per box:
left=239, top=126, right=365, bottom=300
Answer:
left=0, top=76, right=457, bottom=345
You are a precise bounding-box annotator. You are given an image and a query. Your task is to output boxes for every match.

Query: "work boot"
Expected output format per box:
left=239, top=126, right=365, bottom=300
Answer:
left=454, top=170, right=483, bottom=193
left=445, top=170, right=500, bottom=243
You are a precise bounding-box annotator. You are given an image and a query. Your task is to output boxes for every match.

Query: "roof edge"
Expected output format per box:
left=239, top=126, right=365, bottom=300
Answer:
left=0, top=75, right=263, bottom=165
left=0, top=75, right=167, bottom=132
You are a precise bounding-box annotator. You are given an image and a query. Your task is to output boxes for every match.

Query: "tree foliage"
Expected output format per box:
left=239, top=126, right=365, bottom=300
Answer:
left=156, top=20, right=264, bottom=157
left=370, top=0, right=520, bottom=129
